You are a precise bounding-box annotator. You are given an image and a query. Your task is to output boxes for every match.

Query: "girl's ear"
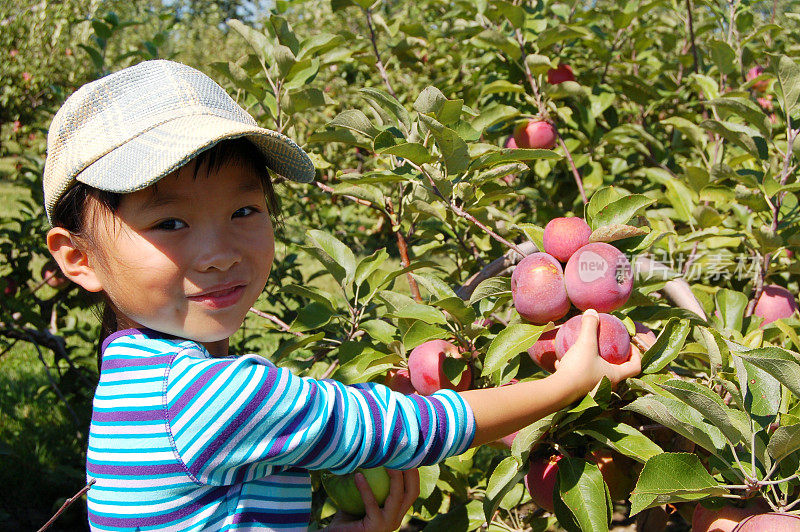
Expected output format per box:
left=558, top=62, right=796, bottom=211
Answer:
left=46, top=227, right=103, bottom=293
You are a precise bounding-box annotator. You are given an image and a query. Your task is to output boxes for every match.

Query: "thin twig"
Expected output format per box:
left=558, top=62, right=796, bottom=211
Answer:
left=364, top=8, right=397, bottom=98
left=686, top=0, right=699, bottom=74
left=37, top=479, right=96, bottom=532
left=248, top=307, right=303, bottom=336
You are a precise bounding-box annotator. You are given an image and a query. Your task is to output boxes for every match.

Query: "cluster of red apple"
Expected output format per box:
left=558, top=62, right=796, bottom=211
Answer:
left=747, top=65, right=777, bottom=123
left=513, top=217, right=647, bottom=373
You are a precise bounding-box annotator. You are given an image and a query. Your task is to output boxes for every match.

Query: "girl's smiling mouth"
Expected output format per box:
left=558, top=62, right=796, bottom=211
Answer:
left=187, top=283, right=247, bottom=309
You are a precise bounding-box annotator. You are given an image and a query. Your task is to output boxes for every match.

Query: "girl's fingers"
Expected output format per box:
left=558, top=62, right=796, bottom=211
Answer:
left=353, top=472, right=382, bottom=523
left=403, top=468, right=421, bottom=503
left=380, top=469, right=404, bottom=520
left=576, top=309, right=600, bottom=349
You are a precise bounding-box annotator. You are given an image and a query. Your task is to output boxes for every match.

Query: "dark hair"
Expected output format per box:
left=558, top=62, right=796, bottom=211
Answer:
left=49, top=138, right=284, bottom=368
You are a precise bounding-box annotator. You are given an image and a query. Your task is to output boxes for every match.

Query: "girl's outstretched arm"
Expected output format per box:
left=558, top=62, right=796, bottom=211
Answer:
left=461, top=309, right=642, bottom=448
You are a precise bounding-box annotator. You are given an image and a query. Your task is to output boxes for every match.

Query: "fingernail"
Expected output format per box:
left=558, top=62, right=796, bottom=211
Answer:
left=584, top=309, right=598, bottom=318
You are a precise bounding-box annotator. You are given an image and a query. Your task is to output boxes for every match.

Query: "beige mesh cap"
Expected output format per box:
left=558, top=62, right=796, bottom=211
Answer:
left=43, top=59, right=315, bottom=222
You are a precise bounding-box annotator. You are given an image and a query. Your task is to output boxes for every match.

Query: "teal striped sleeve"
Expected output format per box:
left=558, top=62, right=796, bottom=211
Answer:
left=165, top=352, right=476, bottom=486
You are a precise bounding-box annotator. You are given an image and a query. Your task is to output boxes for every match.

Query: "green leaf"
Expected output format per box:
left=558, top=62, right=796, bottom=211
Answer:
left=553, top=458, right=611, bottom=532
left=354, top=248, right=389, bottom=287
left=228, top=19, right=273, bottom=63
left=374, top=132, right=432, bottom=164
left=274, top=44, right=297, bottom=78
left=279, top=284, right=336, bottom=310
left=306, top=230, right=357, bottom=286
left=589, top=194, right=654, bottom=230
left=289, top=302, right=336, bottom=332
left=390, top=302, right=449, bottom=326
left=442, top=357, right=468, bottom=384
left=511, top=414, right=559, bottom=456
left=483, top=456, right=524, bottom=522
left=482, top=323, right=547, bottom=376
left=418, top=464, right=440, bottom=499
left=736, top=357, right=782, bottom=427
left=576, top=418, right=663, bottom=463
left=737, top=347, right=800, bottom=399
left=478, top=80, right=525, bottom=97
left=715, top=289, right=748, bottom=331
left=78, top=44, right=104, bottom=71
left=699, top=120, right=768, bottom=160
left=586, top=187, right=623, bottom=224
left=470, top=103, right=519, bottom=134
left=418, top=114, right=469, bottom=175
left=328, top=109, right=380, bottom=139
left=307, top=128, right=370, bottom=149
left=272, top=332, right=325, bottom=362
left=433, top=296, right=476, bottom=326
left=516, top=223, right=544, bottom=250
left=297, top=33, right=344, bottom=60
left=422, top=501, right=485, bottom=532
left=359, top=319, right=397, bottom=345
left=413, top=86, right=448, bottom=116
left=629, top=453, right=729, bottom=515
left=468, top=277, right=511, bottom=306
left=330, top=183, right=384, bottom=207
left=708, top=98, right=771, bottom=138
left=767, top=424, right=800, bottom=464
left=777, top=55, right=800, bottom=112
left=360, top=87, right=411, bottom=132
left=658, top=379, right=750, bottom=446
left=473, top=28, right=521, bottom=60
left=641, top=318, right=691, bottom=374
left=708, top=39, right=737, bottom=75
left=623, top=395, right=727, bottom=455
left=469, top=148, right=561, bottom=171
left=589, top=224, right=649, bottom=243
left=402, top=322, right=449, bottom=350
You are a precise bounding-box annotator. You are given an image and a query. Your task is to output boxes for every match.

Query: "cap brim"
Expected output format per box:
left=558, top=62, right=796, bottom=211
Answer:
left=75, top=114, right=316, bottom=195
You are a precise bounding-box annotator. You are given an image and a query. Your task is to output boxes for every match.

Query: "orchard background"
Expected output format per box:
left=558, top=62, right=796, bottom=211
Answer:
left=3, top=0, right=800, bottom=530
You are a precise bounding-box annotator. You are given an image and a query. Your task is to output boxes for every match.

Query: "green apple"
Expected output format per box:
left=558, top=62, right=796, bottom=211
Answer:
left=321, top=467, right=391, bottom=517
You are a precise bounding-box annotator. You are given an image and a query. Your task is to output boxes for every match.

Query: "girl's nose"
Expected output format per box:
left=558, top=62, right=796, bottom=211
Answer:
left=193, top=229, right=242, bottom=272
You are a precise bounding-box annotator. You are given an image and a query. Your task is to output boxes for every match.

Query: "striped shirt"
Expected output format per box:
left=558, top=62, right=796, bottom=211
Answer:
left=86, top=328, right=475, bottom=531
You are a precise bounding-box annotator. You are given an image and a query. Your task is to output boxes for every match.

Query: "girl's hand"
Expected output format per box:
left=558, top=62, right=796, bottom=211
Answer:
left=325, top=468, right=420, bottom=532
left=554, top=309, right=642, bottom=397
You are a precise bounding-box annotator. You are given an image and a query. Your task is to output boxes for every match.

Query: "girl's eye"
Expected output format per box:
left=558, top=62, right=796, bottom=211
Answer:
left=155, top=219, right=186, bottom=231
left=233, top=206, right=259, bottom=218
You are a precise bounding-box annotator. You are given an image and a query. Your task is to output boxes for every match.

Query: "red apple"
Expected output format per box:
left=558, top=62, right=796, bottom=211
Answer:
left=407, top=340, right=472, bottom=395
left=41, top=261, right=69, bottom=289
left=524, top=454, right=561, bottom=513
left=511, top=252, right=570, bottom=325
left=543, top=217, right=592, bottom=263
left=746, top=66, right=768, bottom=92
left=3, top=277, right=18, bottom=297
left=547, top=64, right=575, bottom=85
left=693, top=499, right=770, bottom=532
left=564, top=242, right=633, bottom=313
left=554, top=313, right=631, bottom=364
left=734, top=512, right=800, bottom=531
left=590, top=449, right=635, bottom=501
left=753, top=284, right=798, bottom=326
left=513, top=120, right=558, bottom=150
left=527, top=328, right=558, bottom=373
left=384, top=368, right=416, bottom=394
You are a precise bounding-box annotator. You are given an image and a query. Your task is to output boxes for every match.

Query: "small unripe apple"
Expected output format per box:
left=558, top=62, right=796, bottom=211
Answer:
left=321, top=467, right=391, bottom=517
left=513, top=121, right=558, bottom=150
left=547, top=64, right=575, bottom=85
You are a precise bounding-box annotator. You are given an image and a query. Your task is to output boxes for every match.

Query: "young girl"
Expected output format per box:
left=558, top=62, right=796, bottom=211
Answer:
left=44, top=60, right=641, bottom=532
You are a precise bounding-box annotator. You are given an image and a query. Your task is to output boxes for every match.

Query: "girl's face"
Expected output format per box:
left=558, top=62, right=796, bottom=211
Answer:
left=85, top=158, right=275, bottom=353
